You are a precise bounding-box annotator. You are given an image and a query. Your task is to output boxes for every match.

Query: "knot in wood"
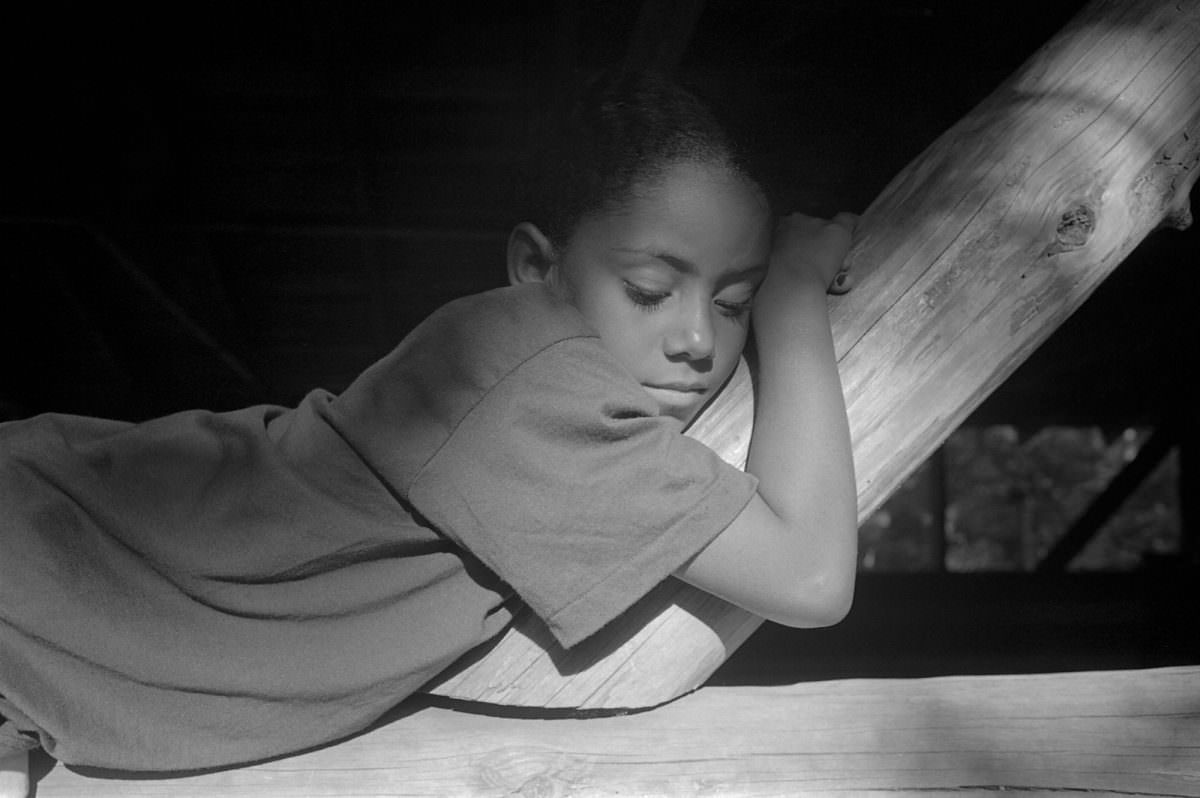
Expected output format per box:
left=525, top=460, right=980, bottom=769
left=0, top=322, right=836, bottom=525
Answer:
left=1056, top=204, right=1094, bottom=248
left=1044, top=203, right=1095, bottom=257
left=475, top=745, right=590, bottom=797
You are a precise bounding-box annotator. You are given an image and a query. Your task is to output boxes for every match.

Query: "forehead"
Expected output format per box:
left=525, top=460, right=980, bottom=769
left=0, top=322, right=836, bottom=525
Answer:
left=577, top=161, right=771, bottom=273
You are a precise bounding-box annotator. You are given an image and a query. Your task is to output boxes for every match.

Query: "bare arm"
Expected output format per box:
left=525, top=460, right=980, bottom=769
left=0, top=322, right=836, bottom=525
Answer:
left=0, top=751, right=29, bottom=798
left=676, top=213, right=858, bottom=627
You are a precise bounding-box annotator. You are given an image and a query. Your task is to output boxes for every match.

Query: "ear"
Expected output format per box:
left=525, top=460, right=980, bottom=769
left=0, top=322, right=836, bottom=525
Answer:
left=506, top=222, right=559, bottom=286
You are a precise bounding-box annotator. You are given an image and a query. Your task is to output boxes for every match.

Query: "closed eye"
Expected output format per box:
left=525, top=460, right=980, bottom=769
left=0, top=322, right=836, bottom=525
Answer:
left=715, top=298, right=753, bottom=318
left=623, top=281, right=670, bottom=311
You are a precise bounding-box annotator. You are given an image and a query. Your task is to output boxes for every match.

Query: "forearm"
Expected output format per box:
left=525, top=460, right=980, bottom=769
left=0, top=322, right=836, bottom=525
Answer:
left=676, top=213, right=859, bottom=626
left=0, top=750, right=28, bottom=798
left=748, top=278, right=858, bottom=598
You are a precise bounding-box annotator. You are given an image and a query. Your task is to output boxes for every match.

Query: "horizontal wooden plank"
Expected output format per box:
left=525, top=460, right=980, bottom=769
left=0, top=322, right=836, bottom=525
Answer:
left=712, top=571, right=1200, bottom=685
left=33, top=666, right=1200, bottom=796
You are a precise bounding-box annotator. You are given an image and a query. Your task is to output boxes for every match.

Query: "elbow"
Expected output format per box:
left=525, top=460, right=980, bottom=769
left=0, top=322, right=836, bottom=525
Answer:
left=776, top=520, right=858, bottom=628
left=772, top=568, right=856, bottom=629
left=770, top=502, right=859, bottom=628
left=813, top=573, right=856, bottom=626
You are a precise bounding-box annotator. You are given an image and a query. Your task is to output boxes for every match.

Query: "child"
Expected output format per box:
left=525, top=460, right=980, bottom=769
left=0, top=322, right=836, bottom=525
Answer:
left=0, top=71, right=857, bottom=793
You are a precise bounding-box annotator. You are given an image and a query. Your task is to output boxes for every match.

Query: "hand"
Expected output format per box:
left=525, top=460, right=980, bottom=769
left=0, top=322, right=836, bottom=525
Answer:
left=769, top=211, right=858, bottom=295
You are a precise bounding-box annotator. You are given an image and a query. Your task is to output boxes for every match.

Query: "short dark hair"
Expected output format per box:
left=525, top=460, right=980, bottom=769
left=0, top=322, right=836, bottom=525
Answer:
left=517, top=70, right=755, bottom=249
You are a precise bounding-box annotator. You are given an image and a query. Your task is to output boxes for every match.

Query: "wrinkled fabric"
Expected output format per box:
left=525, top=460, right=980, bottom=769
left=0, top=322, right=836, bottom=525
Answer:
left=0, top=283, right=756, bottom=770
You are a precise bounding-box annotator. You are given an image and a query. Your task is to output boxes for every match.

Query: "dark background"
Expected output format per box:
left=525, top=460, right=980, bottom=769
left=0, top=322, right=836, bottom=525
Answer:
left=4, top=1, right=1197, bottom=681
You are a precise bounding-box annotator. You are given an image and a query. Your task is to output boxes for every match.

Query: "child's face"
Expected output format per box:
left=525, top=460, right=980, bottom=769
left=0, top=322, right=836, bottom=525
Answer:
left=553, top=161, right=771, bottom=424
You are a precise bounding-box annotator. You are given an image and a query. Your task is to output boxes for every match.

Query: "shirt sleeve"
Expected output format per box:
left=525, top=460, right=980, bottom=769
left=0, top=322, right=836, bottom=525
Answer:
left=408, top=336, right=759, bottom=649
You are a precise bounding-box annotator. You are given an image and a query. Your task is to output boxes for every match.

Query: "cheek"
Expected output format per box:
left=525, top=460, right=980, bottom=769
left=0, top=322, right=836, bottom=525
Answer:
left=717, top=318, right=750, bottom=361
left=575, top=291, right=657, bottom=369
left=710, top=319, right=749, bottom=381
left=601, top=313, right=659, bottom=370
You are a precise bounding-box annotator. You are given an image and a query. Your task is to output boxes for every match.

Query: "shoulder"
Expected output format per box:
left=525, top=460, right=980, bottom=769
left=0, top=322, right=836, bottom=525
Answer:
left=324, top=283, right=623, bottom=487
left=339, top=282, right=607, bottom=407
left=386, top=282, right=619, bottom=402
left=418, top=283, right=597, bottom=370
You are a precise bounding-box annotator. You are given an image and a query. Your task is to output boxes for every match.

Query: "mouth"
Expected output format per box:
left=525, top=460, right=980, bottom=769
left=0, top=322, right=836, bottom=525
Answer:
left=641, top=383, right=709, bottom=412
left=643, top=382, right=707, bottom=395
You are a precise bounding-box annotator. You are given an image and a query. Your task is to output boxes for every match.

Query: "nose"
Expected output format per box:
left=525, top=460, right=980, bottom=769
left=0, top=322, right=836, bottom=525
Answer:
left=664, top=300, right=715, bottom=363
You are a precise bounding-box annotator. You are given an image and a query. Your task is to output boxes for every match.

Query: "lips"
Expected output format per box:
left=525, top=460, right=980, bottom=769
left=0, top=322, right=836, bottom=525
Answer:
left=641, top=382, right=710, bottom=421
left=644, top=382, right=707, bottom=394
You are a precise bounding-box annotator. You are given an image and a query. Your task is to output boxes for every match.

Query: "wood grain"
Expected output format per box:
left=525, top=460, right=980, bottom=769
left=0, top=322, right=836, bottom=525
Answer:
left=35, top=666, right=1200, bottom=796
left=424, top=0, right=1200, bottom=711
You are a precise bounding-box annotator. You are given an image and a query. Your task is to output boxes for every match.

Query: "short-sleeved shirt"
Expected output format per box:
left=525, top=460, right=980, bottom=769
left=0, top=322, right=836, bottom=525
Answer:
left=0, top=282, right=757, bottom=770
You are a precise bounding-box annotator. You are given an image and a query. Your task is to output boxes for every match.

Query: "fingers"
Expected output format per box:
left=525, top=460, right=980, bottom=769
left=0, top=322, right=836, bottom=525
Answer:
left=777, top=210, right=857, bottom=238
left=829, top=212, right=858, bottom=295
left=832, top=211, right=859, bottom=234
left=828, top=266, right=854, bottom=295
left=772, top=210, right=859, bottom=295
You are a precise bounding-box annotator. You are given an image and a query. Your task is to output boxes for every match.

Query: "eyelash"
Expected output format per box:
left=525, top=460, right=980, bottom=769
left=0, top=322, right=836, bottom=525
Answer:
left=624, top=282, right=669, bottom=312
left=716, top=299, right=753, bottom=319
left=623, top=281, right=753, bottom=318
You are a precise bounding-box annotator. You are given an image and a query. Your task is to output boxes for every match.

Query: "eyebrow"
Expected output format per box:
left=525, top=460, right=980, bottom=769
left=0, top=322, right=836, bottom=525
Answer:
left=614, top=248, right=768, bottom=283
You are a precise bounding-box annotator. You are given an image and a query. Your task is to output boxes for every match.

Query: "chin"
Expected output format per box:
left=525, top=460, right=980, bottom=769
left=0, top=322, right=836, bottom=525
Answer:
left=671, top=402, right=706, bottom=426
left=665, top=408, right=693, bottom=424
